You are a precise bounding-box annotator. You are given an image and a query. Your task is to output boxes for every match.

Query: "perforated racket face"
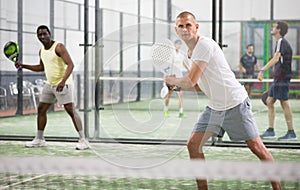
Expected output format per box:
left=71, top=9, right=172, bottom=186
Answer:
left=151, top=39, right=175, bottom=74
left=4, top=41, right=19, bottom=62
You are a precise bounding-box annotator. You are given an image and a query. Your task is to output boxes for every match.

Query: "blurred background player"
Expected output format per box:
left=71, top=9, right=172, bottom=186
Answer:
left=240, top=44, right=259, bottom=97
left=258, top=21, right=297, bottom=141
left=163, top=39, right=190, bottom=117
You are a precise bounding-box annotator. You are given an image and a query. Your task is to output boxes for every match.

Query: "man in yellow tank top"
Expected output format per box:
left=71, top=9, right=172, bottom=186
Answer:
left=15, top=25, right=89, bottom=150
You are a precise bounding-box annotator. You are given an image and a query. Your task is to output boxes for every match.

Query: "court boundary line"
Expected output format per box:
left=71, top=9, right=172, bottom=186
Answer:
left=0, top=174, right=48, bottom=190
left=0, top=136, right=300, bottom=149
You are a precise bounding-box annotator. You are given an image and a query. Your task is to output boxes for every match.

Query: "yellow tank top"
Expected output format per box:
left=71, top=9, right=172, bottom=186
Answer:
left=40, top=41, right=73, bottom=86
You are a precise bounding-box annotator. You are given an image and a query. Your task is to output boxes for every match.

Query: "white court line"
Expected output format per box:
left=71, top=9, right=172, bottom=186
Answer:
left=0, top=174, right=48, bottom=190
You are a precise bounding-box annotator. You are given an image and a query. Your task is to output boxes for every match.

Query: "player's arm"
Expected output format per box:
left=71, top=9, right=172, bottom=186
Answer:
left=182, top=60, right=190, bottom=71
left=257, top=52, right=281, bottom=80
left=164, top=60, right=205, bottom=92
left=254, top=62, right=260, bottom=71
left=15, top=50, right=45, bottom=72
left=55, top=43, right=74, bottom=91
left=239, top=62, right=246, bottom=74
left=253, top=56, right=260, bottom=71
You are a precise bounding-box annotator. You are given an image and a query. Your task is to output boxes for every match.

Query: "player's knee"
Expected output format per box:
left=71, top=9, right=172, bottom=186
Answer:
left=37, top=104, right=49, bottom=115
left=279, top=100, right=289, bottom=109
left=248, top=142, right=260, bottom=153
left=247, top=138, right=268, bottom=156
left=266, top=99, right=274, bottom=107
left=187, top=140, right=203, bottom=154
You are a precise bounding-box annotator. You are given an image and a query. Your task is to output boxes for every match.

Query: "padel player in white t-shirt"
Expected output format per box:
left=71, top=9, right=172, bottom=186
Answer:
left=164, top=11, right=281, bottom=190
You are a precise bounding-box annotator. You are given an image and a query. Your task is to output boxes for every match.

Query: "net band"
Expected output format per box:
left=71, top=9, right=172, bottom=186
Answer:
left=1, top=156, right=299, bottom=181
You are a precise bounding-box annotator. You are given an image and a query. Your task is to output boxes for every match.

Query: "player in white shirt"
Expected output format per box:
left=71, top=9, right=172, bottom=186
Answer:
left=163, top=39, right=190, bottom=117
left=164, top=11, right=281, bottom=190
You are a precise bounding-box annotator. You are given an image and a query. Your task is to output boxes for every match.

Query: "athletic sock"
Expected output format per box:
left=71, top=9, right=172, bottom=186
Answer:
left=164, top=106, right=168, bottom=112
left=179, top=107, right=183, bottom=113
left=267, top=128, right=274, bottom=132
left=37, top=130, right=44, bottom=140
left=78, top=130, right=85, bottom=139
left=288, top=130, right=295, bottom=134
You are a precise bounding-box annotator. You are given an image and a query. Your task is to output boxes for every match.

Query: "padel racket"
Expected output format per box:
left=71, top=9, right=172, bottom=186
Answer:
left=160, top=83, right=169, bottom=98
left=151, top=39, right=175, bottom=75
left=3, top=41, right=20, bottom=70
left=151, top=39, right=180, bottom=97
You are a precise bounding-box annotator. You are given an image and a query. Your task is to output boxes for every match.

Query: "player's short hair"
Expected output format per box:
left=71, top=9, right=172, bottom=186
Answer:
left=174, top=39, right=182, bottom=44
left=276, top=21, right=288, bottom=37
left=176, top=11, right=196, bottom=20
left=247, top=44, right=254, bottom=48
left=36, top=25, right=51, bottom=35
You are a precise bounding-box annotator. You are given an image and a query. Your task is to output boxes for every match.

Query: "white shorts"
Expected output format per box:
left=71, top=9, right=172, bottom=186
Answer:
left=40, top=83, right=74, bottom=105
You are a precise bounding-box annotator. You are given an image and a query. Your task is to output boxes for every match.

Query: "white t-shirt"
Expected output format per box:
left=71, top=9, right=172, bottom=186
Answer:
left=190, top=36, right=248, bottom=111
left=170, top=50, right=189, bottom=78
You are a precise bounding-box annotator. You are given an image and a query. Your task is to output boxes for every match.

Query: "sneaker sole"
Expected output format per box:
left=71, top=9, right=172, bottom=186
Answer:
left=278, top=138, right=297, bottom=141
left=25, top=144, right=47, bottom=148
left=260, top=136, right=276, bottom=139
left=75, top=147, right=90, bottom=150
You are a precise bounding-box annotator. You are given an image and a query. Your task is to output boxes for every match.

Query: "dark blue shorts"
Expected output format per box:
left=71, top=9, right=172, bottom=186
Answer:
left=268, top=79, right=290, bottom=101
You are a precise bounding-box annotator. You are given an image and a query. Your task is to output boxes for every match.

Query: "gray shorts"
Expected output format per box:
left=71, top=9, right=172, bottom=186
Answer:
left=193, top=97, right=259, bottom=141
left=40, top=83, right=74, bottom=105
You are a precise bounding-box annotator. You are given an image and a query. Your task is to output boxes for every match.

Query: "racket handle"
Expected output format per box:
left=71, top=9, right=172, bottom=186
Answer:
left=14, top=60, right=22, bottom=71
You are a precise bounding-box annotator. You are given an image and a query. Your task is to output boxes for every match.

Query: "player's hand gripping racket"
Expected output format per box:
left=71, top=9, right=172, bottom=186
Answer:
left=3, top=41, right=21, bottom=70
left=151, top=39, right=180, bottom=98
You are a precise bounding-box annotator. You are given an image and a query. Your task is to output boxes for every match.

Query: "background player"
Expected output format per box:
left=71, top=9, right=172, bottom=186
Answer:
left=163, top=39, right=190, bottom=117
left=240, top=44, right=259, bottom=97
left=258, top=21, right=297, bottom=141
left=15, top=25, right=89, bottom=150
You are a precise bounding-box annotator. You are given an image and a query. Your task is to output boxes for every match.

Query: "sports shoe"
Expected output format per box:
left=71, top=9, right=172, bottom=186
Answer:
left=260, top=129, right=276, bottom=139
left=164, top=110, right=170, bottom=117
left=25, top=138, right=46, bottom=147
left=278, top=131, right=297, bottom=141
left=76, top=138, right=90, bottom=150
left=178, top=113, right=186, bottom=118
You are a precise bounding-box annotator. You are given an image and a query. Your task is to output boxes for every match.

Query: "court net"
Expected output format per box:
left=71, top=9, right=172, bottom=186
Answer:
left=96, top=76, right=300, bottom=111
left=98, top=76, right=300, bottom=104
left=1, top=156, right=300, bottom=190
